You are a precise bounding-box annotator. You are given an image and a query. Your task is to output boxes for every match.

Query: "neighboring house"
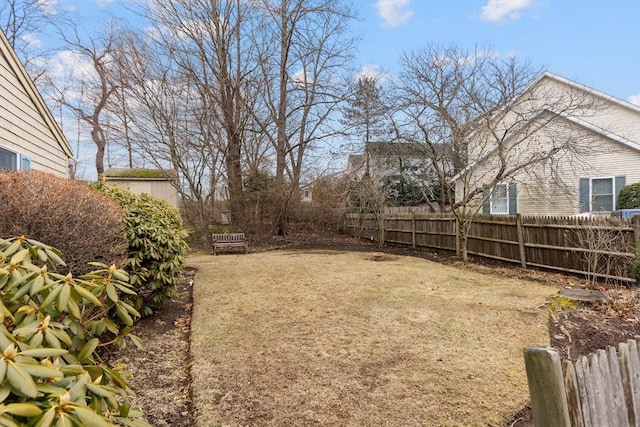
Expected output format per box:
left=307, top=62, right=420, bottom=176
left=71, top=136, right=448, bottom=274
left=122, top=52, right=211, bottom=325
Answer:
left=300, top=184, right=313, bottom=203
left=347, top=141, right=445, bottom=207
left=455, top=72, right=640, bottom=216
left=346, top=141, right=432, bottom=179
left=103, top=168, right=180, bottom=208
left=0, top=30, right=73, bottom=176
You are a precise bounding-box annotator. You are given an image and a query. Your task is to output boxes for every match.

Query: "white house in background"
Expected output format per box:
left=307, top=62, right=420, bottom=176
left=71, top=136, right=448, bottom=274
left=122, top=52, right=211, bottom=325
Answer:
left=455, top=72, right=640, bottom=216
left=0, top=29, right=73, bottom=177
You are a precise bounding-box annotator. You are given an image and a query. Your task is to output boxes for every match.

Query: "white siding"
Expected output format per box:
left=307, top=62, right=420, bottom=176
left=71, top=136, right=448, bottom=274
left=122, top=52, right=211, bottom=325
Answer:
left=0, top=40, right=70, bottom=177
left=457, top=74, right=640, bottom=216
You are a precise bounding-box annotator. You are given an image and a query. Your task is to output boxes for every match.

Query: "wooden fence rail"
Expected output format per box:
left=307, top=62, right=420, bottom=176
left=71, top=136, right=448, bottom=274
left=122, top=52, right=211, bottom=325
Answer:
left=524, top=341, right=640, bottom=427
left=344, top=213, right=640, bottom=283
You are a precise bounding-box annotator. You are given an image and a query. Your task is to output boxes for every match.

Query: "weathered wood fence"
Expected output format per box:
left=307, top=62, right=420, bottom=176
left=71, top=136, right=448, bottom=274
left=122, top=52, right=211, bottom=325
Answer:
left=344, top=213, right=640, bottom=283
left=524, top=342, right=640, bottom=426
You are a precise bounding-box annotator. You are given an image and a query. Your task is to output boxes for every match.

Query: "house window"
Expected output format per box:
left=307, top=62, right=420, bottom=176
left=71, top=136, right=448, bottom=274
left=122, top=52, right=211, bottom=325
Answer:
left=579, top=176, right=625, bottom=213
left=483, top=182, right=517, bottom=215
left=591, top=178, right=614, bottom=212
left=0, top=146, right=17, bottom=170
left=490, top=184, right=509, bottom=214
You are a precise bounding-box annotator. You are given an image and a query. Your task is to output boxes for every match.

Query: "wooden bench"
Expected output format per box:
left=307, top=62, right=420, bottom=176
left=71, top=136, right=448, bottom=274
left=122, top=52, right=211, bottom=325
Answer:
left=212, top=233, right=248, bottom=255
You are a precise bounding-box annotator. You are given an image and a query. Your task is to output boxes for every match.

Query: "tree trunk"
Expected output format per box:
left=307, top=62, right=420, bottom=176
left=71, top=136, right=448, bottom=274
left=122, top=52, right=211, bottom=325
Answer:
left=226, top=132, right=244, bottom=227
left=93, top=128, right=106, bottom=176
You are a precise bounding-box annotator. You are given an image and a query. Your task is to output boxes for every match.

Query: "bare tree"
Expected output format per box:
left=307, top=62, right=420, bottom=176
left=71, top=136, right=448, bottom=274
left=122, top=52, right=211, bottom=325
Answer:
left=140, top=0, right=260, bottom=227
left=395, top=44, right=601, bottom=259
left=106, top=28, right=226, bottom=246
left=50, top=20, right=122, bottom=176
left=0, top=0, right=63, bottom=82
left=251, top=0, right=356, bottom=235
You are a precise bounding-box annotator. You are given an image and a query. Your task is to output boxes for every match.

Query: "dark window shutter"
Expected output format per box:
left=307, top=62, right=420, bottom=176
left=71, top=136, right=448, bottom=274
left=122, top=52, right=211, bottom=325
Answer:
left=579, top=178, right=590, bottom=212
left=615, top=176, right=626, bottom=209
left=508, top=183, right=517, bottom=215
left=482, top=189, right=490, bottom=214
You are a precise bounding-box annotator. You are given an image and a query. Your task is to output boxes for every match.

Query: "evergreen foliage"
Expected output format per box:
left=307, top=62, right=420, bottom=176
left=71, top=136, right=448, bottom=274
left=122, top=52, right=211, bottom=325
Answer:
left=618, top=183, right=640, bottom=209
left=0, top=236, right=148, bottom=426
left=95, top=184, right=189, bottom=316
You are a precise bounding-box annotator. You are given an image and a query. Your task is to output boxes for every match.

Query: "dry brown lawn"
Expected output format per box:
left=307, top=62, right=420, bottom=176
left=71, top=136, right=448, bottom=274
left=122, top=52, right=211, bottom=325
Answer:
left=188, top=250, right=555, bottom=426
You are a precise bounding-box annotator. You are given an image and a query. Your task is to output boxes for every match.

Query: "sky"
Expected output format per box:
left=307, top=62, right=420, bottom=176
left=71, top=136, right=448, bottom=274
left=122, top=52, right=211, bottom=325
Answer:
left=56, top=0, right=640, bottom=103
left=24, top=0, right=640, bottom=178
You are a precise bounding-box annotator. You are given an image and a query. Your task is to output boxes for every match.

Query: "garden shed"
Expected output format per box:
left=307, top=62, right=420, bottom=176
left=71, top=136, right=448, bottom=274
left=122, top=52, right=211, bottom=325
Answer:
left=103, top=168, right=179, bottom=208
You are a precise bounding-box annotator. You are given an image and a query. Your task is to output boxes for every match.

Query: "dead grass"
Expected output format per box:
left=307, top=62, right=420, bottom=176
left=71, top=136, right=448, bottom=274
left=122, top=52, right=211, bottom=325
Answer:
left=188, top=250, right=555, bottom=426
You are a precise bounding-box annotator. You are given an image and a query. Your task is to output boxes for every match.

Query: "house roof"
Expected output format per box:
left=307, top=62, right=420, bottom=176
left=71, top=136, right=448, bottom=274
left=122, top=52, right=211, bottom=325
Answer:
left=450, top=71, right=640, bottom=182
left=534, top=72, right=640, bottom=115
left=0, top=29, right=73, bottom=158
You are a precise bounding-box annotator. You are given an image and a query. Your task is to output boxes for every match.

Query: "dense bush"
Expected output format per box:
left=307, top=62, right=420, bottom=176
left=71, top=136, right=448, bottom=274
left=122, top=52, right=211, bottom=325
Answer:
left=0, top=236, right=148, bottom=426
left=0, top=171, right=127, bottom=275
left=95, top=184, right=189, bottom=315
left=618, top=183, right=640, bottom=209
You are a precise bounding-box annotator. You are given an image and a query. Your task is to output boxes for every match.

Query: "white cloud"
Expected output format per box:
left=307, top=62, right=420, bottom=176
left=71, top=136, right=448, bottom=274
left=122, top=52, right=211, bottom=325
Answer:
left=375, top=0, right=414, bottom=28
left=94, top=0, right=116, bottom=7
left=355, top=65, right=388, bottom=83
left=49, top=50, right=96, bottom=82
left=19, top=33, right=41, bottom=48
left=629, top=93, right=640, bottom=106
left=290, top=68, right=310, bottom=86
left=37, top=0, right=59, bottom=16
left=481, top=0, right=534, bottom=23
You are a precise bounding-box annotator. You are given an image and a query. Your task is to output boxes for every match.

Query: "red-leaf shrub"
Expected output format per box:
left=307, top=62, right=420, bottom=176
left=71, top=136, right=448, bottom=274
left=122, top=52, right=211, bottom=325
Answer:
left=0, top=171, right=127, bottom=274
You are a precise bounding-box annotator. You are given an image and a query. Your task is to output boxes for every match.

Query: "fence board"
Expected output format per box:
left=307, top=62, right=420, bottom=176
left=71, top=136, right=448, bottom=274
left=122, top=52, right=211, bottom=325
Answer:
left=564, top=361, right=585, bottom=426
left=574, top=356, right=593, bottom=427
left=607, top=346, right=629, bottom=426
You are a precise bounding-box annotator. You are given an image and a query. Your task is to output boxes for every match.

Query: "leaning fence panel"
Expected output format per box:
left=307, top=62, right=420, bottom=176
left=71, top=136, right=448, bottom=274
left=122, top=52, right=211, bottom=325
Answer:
left=524, top=339, right=640, bottom=426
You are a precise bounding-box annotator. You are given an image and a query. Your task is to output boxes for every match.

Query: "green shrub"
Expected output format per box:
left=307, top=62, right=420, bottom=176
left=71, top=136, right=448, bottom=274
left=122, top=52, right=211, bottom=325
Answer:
left=94, top=184, right=189, bottom=315
left=0, top=171, right=127, bottom=275
left=618, top=183, right=640, bottom=209
left=0, top=236, right=148, bottom=426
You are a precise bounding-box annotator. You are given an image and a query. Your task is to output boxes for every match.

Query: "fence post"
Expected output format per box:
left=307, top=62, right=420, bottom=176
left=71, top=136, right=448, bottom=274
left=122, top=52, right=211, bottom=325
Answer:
left=516, top=214, right=527, bottom=268
left=523, top=347, right=571, bottom=427
left=411, top=213, right=416, bottom=249
left=454, top=218, right=460, bottom=256
left=378, top=213, right=385, bottom=248
left=633, top=216, right=640, bottom=252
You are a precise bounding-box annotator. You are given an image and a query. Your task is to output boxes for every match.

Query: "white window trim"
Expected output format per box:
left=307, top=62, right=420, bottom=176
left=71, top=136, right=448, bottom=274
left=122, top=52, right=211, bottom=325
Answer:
left=490, top=184, right=509, bottom=215
left=589, top=176, right=615, bottom=213
left=0, top=144, right=19, bottom=171
left=0, top=145, right=31, bottom=171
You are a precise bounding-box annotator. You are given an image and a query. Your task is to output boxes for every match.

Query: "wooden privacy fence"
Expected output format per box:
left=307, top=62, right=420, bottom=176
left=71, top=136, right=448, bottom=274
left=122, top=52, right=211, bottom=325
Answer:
left=524, top=342, right=640, bottom=426
left=344, top=213, right=640, bottom=283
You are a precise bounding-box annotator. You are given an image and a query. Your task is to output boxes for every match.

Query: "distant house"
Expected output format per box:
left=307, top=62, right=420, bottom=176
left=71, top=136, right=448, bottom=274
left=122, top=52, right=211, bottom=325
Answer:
left=454, top=72, right=640, bottom=216
left=0, top=29, right=73, bottom=176
left=103, top=168, right=180, bottom=208
left=346, top=141, right=431, bottom=179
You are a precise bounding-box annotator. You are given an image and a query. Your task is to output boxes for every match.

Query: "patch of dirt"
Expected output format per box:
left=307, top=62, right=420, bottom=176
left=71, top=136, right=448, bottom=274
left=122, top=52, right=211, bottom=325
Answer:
left=115, top=233, right=640, bottom=426
left=112, top=267, right=196, bottom=427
